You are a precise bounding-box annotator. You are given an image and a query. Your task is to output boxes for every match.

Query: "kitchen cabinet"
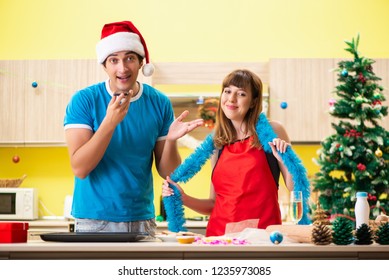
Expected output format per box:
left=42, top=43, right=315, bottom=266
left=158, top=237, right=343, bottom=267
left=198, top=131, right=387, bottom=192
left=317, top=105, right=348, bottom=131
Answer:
left=269, top=59, right=336, bottom=142
left=23, top=60, right=107, bottom=144
left=0, top=60, right=105, bottom=144
left=2, top=59, right=387, bottom=144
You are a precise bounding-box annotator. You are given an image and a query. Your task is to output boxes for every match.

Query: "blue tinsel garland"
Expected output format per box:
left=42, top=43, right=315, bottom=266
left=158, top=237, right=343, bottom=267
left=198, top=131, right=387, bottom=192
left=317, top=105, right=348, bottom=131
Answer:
left=163, top=113, right=311, bottom=232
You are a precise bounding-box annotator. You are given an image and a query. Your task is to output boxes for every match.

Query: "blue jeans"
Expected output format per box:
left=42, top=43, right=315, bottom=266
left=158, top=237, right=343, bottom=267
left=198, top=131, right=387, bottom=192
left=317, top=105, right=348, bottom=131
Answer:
left=75, top=218, right=156, bottom=237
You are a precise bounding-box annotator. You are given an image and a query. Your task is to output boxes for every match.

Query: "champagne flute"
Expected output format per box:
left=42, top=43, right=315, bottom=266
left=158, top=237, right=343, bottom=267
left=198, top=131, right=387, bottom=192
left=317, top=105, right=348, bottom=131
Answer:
left=289, top=191, right=303, bottom=224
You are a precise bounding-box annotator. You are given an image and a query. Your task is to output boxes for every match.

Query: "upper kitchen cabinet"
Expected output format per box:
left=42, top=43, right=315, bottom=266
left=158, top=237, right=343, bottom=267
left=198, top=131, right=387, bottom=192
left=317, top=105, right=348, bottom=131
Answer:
left=269, top=59, right=336, bottom=142
left=269, top=58, right=389, bottom=142
left=2, top=59, right=386, bottom=145
left=23, top=60, right=105, bottom=144
left=0, top=60, right=150, bottom=145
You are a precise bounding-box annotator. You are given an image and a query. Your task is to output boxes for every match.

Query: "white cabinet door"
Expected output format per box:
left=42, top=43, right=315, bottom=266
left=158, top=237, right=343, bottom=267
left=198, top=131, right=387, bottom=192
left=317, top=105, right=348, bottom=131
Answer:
left=0, top=60, right=107, bottom=144
left=0, top=60, right=26, bottom=143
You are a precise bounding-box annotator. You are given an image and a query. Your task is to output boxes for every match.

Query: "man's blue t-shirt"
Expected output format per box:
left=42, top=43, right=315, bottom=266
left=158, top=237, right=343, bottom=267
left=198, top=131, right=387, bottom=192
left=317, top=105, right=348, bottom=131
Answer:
left=64, top=81, right=174, bottom=222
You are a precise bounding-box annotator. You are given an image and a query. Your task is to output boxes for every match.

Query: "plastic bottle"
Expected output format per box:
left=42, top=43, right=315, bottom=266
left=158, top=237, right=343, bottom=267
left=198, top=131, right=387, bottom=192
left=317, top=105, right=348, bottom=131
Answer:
left=355, top=192, right=370, bottom=229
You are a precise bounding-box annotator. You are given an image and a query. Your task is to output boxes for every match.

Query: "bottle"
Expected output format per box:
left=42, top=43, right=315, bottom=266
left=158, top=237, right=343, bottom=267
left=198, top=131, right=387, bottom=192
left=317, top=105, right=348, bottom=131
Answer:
left=355, top=192, right=370, bottom=229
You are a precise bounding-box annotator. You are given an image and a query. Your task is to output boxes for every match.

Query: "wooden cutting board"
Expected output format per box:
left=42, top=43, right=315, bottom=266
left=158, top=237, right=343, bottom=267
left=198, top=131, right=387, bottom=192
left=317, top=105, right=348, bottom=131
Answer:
left=266, top=224, right=313, bottom=243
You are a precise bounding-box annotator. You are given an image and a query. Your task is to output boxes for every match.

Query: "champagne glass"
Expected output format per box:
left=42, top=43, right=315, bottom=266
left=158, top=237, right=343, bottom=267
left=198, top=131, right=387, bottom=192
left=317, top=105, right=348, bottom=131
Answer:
left=289, top=191, right=303, bottom=224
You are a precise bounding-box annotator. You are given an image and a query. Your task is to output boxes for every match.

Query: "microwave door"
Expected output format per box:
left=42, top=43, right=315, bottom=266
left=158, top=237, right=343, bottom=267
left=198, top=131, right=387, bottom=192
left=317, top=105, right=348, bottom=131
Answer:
left=0, top=193, right=16, bottom=215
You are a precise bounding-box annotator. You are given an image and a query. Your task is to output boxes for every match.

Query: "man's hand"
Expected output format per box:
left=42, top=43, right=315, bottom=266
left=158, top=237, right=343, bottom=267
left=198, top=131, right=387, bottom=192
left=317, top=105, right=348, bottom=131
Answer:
left=167, top=110, right=204, bottom=141
left=105, top=90, right=133, bottom=126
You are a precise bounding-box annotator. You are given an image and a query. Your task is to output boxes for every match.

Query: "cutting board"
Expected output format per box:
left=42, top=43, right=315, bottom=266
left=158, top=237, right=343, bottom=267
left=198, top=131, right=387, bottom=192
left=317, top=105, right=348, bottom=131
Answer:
left=266, top=224, right=313, bottom=243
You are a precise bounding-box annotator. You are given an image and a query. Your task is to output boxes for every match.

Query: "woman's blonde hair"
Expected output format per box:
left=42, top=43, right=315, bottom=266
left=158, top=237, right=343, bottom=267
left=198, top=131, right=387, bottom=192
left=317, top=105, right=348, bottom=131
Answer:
left=213, top=69, right=263, bottom=149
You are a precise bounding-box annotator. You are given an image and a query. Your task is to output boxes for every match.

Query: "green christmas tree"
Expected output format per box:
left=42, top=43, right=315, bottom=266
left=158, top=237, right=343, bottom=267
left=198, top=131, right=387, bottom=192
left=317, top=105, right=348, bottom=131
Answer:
left=314, top=34, right=389, bottom=219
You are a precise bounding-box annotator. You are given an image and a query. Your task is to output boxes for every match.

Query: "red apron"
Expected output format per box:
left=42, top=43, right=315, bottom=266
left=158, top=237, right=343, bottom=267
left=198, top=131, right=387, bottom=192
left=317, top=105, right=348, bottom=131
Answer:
left=206, top=137, right=281, bottom=237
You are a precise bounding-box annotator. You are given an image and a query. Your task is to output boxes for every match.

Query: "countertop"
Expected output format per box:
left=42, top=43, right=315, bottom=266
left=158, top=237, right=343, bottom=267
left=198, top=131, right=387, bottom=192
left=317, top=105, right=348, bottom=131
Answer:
left=1, top=239, right=388, bottom=260
left=3, top=220, right=388, bottom=260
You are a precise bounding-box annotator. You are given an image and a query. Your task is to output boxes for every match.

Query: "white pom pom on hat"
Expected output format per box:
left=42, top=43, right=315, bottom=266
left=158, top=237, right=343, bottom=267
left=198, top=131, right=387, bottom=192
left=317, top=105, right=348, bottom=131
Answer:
left=96, top=21, right=154, bottom=77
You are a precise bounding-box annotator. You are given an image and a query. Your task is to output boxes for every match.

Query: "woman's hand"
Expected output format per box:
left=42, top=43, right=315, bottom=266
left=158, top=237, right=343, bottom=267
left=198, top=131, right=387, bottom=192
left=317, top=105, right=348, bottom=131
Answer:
left=268, top=138, right=291, bottom=162
left=162, top=176, right=185, bottom=197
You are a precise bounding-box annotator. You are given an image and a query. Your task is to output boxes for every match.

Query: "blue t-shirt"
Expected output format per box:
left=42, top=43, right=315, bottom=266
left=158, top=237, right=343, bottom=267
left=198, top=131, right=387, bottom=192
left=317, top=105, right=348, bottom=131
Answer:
left=64, top=81, right=174, bottom=222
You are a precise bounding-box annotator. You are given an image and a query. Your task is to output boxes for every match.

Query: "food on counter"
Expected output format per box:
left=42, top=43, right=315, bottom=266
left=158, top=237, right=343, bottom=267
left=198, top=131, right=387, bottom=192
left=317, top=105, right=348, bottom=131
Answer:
left=195, top=236, right=248, bottom=245
left=156, top=230, right=203, bottom=243
left=176, top=236, right=196, bottom=244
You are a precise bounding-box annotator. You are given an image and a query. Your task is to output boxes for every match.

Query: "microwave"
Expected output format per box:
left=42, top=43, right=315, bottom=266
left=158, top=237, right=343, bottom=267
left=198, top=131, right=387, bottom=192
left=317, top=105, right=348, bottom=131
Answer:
left=0, top=188, right=38, bottom=220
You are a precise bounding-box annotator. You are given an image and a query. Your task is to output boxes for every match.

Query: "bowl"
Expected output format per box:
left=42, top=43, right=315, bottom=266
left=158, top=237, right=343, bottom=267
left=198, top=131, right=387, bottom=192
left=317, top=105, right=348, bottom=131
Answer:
left=0, top=174, right=27, bottom=188
left=176, top=236, right=196, bottom=244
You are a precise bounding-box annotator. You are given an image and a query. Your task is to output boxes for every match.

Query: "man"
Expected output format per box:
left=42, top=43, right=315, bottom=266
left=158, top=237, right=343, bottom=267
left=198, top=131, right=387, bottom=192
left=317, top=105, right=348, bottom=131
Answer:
left=64, top=21, right=203, bottom=236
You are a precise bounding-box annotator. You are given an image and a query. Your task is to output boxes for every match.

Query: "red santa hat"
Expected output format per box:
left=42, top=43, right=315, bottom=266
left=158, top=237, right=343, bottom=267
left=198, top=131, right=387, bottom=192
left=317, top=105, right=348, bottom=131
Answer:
left=96, top=21, right=154, bottom=76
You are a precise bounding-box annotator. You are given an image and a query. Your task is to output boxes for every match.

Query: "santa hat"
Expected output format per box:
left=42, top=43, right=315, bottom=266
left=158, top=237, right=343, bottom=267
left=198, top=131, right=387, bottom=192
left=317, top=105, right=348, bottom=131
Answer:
left=96, top=21, right=154, bottom=76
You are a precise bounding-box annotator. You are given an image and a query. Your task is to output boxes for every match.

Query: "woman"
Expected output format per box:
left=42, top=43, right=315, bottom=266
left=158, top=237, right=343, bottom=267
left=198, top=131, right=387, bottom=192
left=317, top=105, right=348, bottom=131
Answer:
left=163, top=69, right=294, bottom=237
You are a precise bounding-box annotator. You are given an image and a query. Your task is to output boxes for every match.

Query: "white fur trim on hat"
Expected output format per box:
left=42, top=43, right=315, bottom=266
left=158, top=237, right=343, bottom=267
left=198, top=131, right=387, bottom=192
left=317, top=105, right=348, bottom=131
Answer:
left=96, top=32, right=145, bottom=64
left=142, top=63, right=155, bottom=76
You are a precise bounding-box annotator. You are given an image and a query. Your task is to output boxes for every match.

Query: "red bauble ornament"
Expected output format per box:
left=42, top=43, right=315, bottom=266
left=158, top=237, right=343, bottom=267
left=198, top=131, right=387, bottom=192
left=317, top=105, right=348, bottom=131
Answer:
left=368, top=193, right=377, bottom=202
left=357, top=163, right=366, bottom=171
left=358, top=73, right=366, bottom=83
left=12, top=155, right=20, bottom=163
left=344, top=129, right=362, bottom=138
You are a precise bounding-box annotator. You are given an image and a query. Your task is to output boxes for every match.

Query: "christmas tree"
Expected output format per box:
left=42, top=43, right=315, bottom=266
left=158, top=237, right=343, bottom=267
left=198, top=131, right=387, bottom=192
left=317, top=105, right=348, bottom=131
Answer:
left=313, top=34, right=389, bottom=220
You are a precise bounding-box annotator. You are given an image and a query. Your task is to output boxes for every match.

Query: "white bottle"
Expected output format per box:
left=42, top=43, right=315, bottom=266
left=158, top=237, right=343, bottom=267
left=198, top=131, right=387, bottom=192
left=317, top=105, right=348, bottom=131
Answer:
left=355, top=192, right=370, bottom=229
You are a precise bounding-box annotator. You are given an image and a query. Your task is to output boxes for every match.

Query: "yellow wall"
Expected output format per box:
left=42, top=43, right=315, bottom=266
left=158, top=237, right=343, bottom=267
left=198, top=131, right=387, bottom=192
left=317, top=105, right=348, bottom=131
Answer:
left=0, top=147, right=74, bottom=217
left=2, top=0, right=389, bottom=60
left=1, top=0, right=388, bottom=218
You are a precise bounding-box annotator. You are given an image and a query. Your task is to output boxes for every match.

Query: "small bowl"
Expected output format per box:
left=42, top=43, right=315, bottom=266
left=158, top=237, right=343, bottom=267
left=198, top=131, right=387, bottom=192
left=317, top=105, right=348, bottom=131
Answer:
left=176, top=236, right=196, bottom=244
